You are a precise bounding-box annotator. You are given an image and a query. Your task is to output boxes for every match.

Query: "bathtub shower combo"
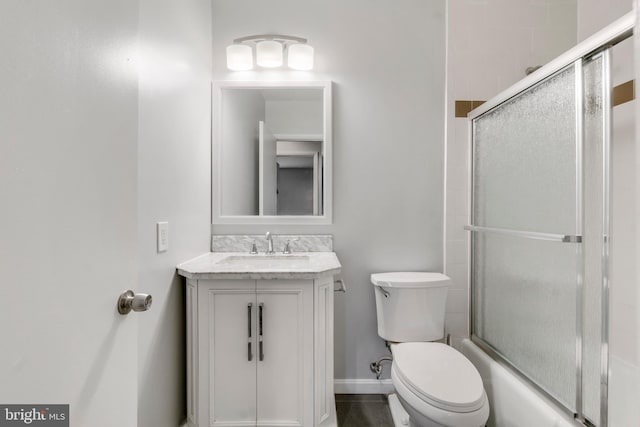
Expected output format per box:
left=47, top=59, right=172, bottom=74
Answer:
left=463, top=12, right=635, bottom=427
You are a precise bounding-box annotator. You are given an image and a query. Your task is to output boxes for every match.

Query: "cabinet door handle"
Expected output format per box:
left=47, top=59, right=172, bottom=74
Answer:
left=247, top=303, right=253, bottom=361
left=258, top=303, right=264, bottom=361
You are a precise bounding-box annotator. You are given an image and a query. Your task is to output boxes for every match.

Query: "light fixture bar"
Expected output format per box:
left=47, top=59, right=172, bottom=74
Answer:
left=227, top=34, right=314, bottom=71
left=233, top=34, right=307, bottom=44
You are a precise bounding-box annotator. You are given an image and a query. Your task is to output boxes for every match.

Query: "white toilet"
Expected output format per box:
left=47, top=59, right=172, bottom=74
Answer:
left=371, top=272, right=489, bottom=427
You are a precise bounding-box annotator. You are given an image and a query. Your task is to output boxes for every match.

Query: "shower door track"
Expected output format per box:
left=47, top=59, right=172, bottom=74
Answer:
left=465, top=11, right=633, bottom=427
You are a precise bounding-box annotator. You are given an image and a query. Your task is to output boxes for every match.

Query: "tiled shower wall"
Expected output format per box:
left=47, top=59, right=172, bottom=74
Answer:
left=444, top=0, right=578, bottom=344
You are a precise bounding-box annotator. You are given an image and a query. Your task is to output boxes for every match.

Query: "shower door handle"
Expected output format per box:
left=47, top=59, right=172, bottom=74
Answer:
left=464, top=225, right=582, bottom=243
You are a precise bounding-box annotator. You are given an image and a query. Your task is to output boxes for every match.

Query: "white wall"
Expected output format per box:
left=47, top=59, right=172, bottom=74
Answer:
left=577, top=0, right=633, bottom=41
left=636, top=0, right=640, bottom=383
left=634, top=5, right=640, bottom=424
left=211, top=0, right=446, bottom=383
left=0, top=2, right=139, bottom=426
left=137, top=0, right=212, bottom=426
left=266, top=99, right=323, bottom=135
left=445, top=0, right=578, bottom=344
left=220, top=90, right=264, bottom=215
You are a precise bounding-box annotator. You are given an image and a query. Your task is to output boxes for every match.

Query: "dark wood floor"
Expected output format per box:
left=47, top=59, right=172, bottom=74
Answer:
left=335, top=394, right=394, bottom=427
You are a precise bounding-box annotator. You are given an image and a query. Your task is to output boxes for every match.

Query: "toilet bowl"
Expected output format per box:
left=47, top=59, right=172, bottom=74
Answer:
left=390, top=342, right=489, bottom=427
left=371, top=272, right=490, bottom=427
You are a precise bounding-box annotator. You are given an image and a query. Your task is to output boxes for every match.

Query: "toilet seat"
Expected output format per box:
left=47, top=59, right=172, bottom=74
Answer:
left=392, top=342, right=485, bottom=413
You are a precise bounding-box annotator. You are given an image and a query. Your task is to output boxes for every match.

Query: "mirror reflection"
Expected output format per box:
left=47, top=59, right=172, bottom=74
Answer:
left=218, top=86, right=325, bottom=217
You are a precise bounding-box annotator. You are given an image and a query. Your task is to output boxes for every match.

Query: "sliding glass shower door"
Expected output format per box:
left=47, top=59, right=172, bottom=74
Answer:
left=469, top=53, right=609, bottom=425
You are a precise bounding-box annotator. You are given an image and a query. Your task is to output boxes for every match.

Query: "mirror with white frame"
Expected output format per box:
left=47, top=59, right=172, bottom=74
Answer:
left=212, top=81, right=332, bottom=224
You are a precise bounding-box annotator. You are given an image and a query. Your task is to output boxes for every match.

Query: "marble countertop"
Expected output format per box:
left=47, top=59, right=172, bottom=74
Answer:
left=177, top=252, right=342, bottom=280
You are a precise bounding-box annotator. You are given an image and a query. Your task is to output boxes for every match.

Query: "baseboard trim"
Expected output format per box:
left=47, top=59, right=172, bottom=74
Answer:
left=334, top=379, right=394, bottom=394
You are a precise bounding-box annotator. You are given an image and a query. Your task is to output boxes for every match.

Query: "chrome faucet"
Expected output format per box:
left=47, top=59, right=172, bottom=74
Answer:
left=265, top=232, right=275, bottom=254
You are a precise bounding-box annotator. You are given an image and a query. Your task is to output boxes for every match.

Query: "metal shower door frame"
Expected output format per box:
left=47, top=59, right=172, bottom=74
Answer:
left=465, top=12, right=632, bottom=427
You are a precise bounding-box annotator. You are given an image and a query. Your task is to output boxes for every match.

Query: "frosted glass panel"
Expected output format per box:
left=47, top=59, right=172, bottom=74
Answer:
left=473, top=66, right=576, bottom=234
left=582, top=55, right=604, bottom=424
left=473, top=233, right=577, bottom=410
left=471, top=65, right=581, bottom=410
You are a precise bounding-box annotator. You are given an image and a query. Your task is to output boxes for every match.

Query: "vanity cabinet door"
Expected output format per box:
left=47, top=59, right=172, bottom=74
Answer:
left=314, top=277, right=335, bottom=426
left=193, top=278, right=332, bottom=427
left=202, top=281, right=257, bottom=427
left=256, top=280, right=313, bottom=427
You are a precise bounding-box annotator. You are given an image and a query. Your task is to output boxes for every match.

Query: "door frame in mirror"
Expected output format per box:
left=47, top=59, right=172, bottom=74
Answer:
left=212, top=80, right=333, bottom=225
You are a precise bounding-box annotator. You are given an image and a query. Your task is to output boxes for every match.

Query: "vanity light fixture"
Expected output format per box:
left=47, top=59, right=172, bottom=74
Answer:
left=226, top=34, right=314, bottom=71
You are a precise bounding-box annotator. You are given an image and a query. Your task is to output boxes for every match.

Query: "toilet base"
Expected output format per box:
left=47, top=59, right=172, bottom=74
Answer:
left=389, top=393, right=411, bottom=427
left=390, top=393, right=448, bottom=427
left=390, top=391, right=487, bottom=427
left=387, top=393, right=443, bottom=427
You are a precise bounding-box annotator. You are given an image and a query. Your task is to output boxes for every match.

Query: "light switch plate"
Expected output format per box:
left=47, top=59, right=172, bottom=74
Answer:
left=157, top=222, right=168, bottom=252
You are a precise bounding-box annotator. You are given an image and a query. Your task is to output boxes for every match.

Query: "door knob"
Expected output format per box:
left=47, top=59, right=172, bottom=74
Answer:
left=118, top=290, right=152, bottom=315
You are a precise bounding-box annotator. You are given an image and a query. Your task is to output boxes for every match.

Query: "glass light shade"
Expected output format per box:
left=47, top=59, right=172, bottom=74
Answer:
left=226, top=44, right=253, bottom=71
left=256, top=40, right=283, bottom=68
left=287, top=44, right=314, bottom=70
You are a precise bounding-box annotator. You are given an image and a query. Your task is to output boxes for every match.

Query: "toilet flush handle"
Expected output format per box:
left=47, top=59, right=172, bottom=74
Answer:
left=379, top=286, right=390, bottom=298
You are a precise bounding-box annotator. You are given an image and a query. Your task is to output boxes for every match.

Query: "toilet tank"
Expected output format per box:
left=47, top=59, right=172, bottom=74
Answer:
left=371, top=272, right=450, bottom=342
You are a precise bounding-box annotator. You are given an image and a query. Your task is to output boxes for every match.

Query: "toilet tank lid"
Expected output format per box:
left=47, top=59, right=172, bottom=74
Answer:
left=370, top=272, right=450, bottom=288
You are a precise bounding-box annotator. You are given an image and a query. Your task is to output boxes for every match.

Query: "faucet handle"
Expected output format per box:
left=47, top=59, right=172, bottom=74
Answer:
left=249, top=240, right=258, bottom=254
left=282, top=238, right=299, bottom=254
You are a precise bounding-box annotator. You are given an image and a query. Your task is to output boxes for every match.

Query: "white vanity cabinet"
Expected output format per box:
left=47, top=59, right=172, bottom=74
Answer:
left=185, top=275, right=336, bottom=427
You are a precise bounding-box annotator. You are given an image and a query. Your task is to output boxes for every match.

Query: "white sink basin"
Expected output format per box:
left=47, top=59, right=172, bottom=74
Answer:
left=216, top=254, right=311, bottom=269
